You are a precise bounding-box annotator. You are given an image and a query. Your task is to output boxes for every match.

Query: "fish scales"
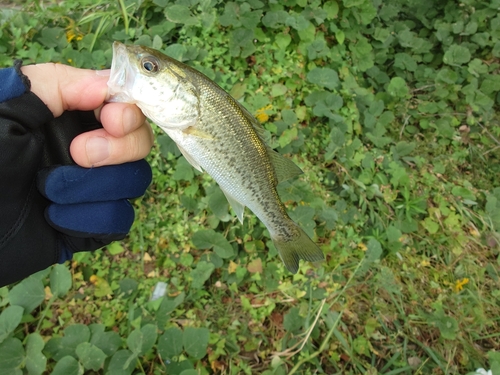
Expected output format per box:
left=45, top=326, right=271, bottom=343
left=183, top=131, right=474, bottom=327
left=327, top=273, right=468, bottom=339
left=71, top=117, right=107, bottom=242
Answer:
left=107, top=42, right=325, bottom=273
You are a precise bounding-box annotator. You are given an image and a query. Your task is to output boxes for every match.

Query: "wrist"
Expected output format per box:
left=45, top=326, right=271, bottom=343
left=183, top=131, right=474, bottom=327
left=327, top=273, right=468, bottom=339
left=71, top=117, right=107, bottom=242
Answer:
left=0, top=60, right=31, bottom=102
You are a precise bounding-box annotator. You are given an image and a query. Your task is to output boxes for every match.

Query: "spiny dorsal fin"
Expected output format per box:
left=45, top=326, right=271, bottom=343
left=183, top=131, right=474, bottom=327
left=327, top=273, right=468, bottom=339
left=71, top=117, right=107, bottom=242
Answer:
left=233, top=95, right=302, bottom=184
left=233, top=97, right=269, bottom=141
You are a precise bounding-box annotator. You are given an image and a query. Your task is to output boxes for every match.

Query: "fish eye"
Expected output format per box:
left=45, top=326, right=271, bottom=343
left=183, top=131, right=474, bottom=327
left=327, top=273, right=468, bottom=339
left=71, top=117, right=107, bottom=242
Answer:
left=141, top=57, right=160, bottom=73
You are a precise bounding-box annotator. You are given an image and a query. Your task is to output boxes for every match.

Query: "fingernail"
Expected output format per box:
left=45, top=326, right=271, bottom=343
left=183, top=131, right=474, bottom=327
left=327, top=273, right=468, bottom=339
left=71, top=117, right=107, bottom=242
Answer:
left=96, top=69, right=111, bottom=76
left=86, top=137, right=110, bottom=165
left=123, top=106, right=137, bottom=134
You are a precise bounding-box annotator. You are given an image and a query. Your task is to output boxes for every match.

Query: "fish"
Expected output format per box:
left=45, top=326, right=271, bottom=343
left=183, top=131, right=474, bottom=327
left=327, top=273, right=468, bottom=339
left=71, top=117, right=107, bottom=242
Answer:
left=107, top=41, right=324, bottom=273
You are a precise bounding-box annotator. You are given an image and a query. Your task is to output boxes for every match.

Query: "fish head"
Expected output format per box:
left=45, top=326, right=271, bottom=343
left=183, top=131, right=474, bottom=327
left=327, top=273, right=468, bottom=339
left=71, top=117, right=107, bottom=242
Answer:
left=108, top=41, right=199, bottom=130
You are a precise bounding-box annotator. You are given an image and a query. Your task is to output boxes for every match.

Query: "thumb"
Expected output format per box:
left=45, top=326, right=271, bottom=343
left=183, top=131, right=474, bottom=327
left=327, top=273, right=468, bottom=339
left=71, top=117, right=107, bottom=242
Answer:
left=21, top=63, right=109, bottom=117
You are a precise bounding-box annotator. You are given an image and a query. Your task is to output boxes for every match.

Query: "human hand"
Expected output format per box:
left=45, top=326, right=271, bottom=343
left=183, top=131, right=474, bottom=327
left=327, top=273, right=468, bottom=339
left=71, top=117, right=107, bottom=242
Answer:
left=0, top=62, right=153, bottom=286
left=21, top=63, right=153, bottom=167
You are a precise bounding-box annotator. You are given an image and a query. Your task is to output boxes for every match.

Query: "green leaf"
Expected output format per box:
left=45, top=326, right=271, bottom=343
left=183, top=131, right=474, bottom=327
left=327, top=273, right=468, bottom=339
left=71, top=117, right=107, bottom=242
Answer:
left=192, top=229, right=234, bottom=258
left=190, top=261, right=216, bottom=289
left=271, top=83, right=287, bottom=97
left=165, top=44, right=188, bottom=62
left=443, top=44, right=471, bottom=65
left=324, top=1, right=339, bottom=19
left=107, top=350, right=135, bottom=375
left=37, top=27, right=66, bottom=48
left=435, top=315, right=458, bottom=340
left=48, top=324, right=90, bottom=361
left=306, top=67, right=339, bottom=90
left=183, top=327, right=209, bottom=359
left=219, top=2, right=241, bottom=27
left=387, top=77, right=409, bottom=98
left=359, top=239, right=383, bottom=277
left=76, top=342, right=106, bottom=371
left=283, top=307, right=302, bottom=332
left=158, top=327, right=184, bottom=359
left=289, top=206, right=316, bottom=238
left=158, top=134, right=181, bottom=158
left=262, top=10, right=288, bottom=28
left=422, top=218, right=439, bottom=234
left=493, top=41, right=500, bottom=58
left=394, top=141, right=416, bottom=157
left=157, top=292, right=186, bottom=320
left=451, top=186, right=475, bottom=201
left=51, top=356, right=81, bottom=375
left=343, top=0, right=364, bottom=7
left=279, top=127, right=298, bottom=148
left=25, top=333, right=46, bottom=375
left=165, top=5, right=192, bottom=24
left=0, top=337, right=24, bottom=371
left=394, top=53, right=417, bottom=71
left=166, top=360, right=194, bottom=374
left=275, top=34, right=291, bottom=49
left=173, top=157, right=195, bottom=181
left=335, top=29, right=345, bottom=45
left=436, top=68, right=458, bottom=84
left=180, top=370, right=199, bottom=375
left=353, top=336, right=370, bottom=356
left=386, top=226, right=402, bottom=243
left=0, top=305, right=23, bottom=344
left=207, top=186, right=231, bottom=221
left=50, top=264, right=72, bottom=298
left=89, top=324, right=122, bottom=357
left=127, top=324, right=158, bottom=356
left=107, top=242, right=125, bottom=255
left=367, top=239, right=383, bottom=260
left=8, top=276, right=45, bottom=313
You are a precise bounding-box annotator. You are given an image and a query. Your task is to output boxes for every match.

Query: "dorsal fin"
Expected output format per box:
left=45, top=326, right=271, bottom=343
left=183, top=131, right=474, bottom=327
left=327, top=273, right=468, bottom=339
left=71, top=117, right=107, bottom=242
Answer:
left=233, top=95, right=302, bottom=184
left=267, top=147, right=303, bottom=184
left=233, top=96, right=269, bottom=141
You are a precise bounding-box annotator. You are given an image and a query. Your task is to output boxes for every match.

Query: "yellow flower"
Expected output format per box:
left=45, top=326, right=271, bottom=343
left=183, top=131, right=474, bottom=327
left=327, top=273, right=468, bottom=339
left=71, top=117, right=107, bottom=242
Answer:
left=420, top=259, right=430, bottom=267
left=255, top=104, right=273, bottom=123
left=256, top=112, right=269, bottom=123
left=454, top=278, right=469, bottom=292
left=358, top=243, right=367, bottom=251
left=66, top=30, right=75, bottom=43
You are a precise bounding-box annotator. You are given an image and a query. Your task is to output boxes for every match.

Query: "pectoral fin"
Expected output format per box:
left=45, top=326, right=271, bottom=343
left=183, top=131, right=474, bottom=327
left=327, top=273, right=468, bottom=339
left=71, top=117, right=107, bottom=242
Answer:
left=177, top=144, right=203, bottom=172
left=183, top=126, right=214, bottom=140
left=221, top=188, right=245, bottom=224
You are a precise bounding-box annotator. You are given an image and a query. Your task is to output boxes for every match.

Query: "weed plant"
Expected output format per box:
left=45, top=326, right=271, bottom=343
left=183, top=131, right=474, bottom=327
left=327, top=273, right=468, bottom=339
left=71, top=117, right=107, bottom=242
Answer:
left=0, top=0, right=499, bottom=374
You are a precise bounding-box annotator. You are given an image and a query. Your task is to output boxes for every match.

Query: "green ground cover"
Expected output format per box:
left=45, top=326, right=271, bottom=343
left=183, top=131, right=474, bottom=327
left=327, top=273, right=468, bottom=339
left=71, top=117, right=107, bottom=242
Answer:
left=0, top=0, right=499, bottom=374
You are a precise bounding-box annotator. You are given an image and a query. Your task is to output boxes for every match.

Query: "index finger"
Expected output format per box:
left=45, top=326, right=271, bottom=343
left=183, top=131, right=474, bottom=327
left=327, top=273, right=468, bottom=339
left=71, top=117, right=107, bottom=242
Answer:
left=96, top=102, right=147, bottom=138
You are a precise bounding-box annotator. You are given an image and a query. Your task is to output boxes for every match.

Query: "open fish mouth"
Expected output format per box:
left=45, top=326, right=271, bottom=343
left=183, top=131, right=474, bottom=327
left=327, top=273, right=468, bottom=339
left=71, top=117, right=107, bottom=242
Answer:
left=107, top=41, right=136, bottom=103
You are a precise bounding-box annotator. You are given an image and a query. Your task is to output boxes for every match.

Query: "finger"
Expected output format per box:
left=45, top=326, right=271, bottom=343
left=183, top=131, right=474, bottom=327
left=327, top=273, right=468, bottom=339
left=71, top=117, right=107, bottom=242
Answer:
left=96, top=102, right=147, bottom=138
left=38, top=160, right=152, bottom=204
left=21, top=64, right=109, bottom=117
left=46, top=200, right=134, bottom=239
left=70, top=121, right=154, bottom=167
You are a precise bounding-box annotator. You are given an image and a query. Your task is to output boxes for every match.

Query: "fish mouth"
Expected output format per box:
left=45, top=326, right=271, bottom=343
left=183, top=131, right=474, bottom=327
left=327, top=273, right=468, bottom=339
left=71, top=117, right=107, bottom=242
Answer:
left=107, top=41, right=135, bottom=102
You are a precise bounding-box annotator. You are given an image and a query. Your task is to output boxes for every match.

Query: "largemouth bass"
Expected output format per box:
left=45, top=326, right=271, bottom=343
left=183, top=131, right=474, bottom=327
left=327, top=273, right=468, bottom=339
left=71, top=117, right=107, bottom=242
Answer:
left=107, top=42, right=324, bottom=273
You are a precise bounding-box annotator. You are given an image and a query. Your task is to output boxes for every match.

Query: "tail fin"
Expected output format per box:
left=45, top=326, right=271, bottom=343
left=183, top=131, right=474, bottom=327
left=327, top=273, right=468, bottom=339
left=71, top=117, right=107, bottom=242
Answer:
left=272, top=225, right=325, bottom=274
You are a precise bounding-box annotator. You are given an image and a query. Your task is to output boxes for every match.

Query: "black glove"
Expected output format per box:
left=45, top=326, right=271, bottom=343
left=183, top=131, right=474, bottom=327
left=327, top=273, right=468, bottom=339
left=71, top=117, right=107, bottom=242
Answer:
left=0, top=73, right=152, bottom=287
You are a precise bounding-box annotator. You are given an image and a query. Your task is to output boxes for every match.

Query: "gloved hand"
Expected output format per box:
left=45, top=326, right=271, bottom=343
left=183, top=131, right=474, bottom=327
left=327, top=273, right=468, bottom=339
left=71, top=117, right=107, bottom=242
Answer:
left=0, top=62, right=153, bottom=287
left=37, top=159, right=152, bottom=264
